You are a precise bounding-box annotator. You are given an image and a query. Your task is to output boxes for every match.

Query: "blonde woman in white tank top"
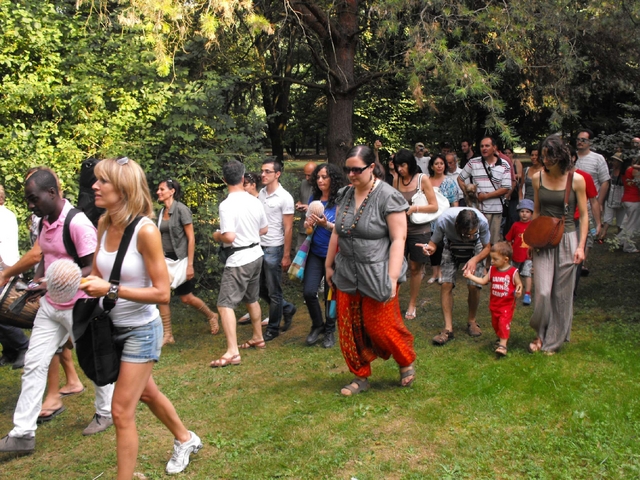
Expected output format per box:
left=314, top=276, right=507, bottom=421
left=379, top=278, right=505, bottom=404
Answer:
left=81, top=157, right=202, bottom=478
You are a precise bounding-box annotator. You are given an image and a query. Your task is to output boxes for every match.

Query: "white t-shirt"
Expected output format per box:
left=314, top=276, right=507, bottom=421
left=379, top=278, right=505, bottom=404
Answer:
left=415, top=156, right=430, bottom=175
left=576, top=151, right=610, bottom=192
left=258, top=184, right=295, bottom=247
left=96, top=217, right=159, bottom=327
left=0, top=205, right=20, bottom=267
left=219, top=191, right=268, bottom=267
left=447, top=167, right=464, bottom=201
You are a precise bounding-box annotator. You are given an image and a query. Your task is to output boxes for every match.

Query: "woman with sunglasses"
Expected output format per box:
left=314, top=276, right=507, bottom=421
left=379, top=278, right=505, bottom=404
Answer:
left=325, top=145, right=416, bottom=396
left=82, top=158, right=202, bottom=477
left=156, top=178, right=219, bottom=345
left=392, top=149, right=439, bottom=319
left=302, top=163, right=346, bottom=348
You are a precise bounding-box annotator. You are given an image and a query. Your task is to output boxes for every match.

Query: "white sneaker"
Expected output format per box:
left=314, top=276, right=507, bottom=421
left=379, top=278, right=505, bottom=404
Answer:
left=166, top=431, right=203, bottom=474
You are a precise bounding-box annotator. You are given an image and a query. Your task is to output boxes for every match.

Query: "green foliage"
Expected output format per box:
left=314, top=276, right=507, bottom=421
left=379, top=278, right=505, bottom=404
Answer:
left=0, top=0, right=266, bottom=286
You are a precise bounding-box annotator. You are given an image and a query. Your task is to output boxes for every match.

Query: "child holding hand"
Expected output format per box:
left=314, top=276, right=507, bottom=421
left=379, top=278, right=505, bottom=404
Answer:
left=463, top=242, right=523, bottom=356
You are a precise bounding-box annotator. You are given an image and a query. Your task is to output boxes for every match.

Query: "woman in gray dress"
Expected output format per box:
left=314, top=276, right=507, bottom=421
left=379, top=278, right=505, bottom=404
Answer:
left=325, top=145, right=416, bottom=396
left=156, top=178, right=219, bottom=345
left=528, top=136, right=588, bottom=354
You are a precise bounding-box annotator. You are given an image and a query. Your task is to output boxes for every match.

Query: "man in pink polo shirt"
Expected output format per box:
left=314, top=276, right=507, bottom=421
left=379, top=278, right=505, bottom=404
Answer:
left=0, top=169, right=114, bottom=454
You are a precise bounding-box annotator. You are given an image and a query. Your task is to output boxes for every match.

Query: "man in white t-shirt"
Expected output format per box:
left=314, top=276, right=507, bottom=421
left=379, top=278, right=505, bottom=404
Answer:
left=211, top=160, right=268, bottom=366
left=258, top=159, right=297, bottom=342
left=575, top=128, right=610, bottom=276
left=445, top=153, right=464, bottom=204
left=414, top=142, right=430, bottom=174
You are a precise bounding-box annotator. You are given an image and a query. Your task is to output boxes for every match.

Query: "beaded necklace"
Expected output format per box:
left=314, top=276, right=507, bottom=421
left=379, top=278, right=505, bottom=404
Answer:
left=401, top=173, right=415, bottom=187
left=338, top=178, right=377, bottom=236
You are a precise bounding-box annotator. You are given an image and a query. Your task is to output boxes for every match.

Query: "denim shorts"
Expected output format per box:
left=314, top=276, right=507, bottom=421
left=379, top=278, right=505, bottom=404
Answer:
left=112, top=316, right=162, bottom=364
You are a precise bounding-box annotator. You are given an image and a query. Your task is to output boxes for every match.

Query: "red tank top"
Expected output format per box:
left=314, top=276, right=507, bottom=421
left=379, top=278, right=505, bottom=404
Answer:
left=489, top=266, right=518, bottom=311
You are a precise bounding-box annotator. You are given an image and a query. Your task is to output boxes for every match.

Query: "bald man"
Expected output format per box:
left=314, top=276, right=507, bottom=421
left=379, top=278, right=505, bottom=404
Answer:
left=294, top=162, right=317, bottom=253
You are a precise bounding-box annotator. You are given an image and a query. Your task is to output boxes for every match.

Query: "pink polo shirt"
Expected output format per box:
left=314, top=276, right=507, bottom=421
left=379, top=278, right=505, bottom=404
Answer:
left=39, top=200, right=97, bottom=310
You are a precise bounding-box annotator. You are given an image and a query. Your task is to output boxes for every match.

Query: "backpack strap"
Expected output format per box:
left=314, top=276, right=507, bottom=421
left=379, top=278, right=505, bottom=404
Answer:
left=63, top=209, right=81, bottom=265
left=38, top=208, right=82, bottom=267
left=102, top=217, right=143, bottom=311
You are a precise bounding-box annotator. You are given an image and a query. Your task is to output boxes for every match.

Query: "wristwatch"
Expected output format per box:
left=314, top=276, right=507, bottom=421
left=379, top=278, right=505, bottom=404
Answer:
left=106, top=283, right=119, bottom=302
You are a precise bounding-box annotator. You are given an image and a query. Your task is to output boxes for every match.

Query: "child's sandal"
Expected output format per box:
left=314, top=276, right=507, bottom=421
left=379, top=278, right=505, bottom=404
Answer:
left=495, top=345, right=507, bottom=357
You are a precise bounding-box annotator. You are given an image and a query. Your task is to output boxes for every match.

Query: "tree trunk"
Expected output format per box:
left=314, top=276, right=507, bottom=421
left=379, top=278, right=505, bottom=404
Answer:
left=292, top=0, right=359, bottom=166
left=326, top=91, right=355, bottom=166
left=324, top=1, right=358, bottom=166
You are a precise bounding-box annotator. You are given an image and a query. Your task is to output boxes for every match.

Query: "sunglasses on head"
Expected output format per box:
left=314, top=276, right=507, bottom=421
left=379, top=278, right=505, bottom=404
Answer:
left=343, top=164, right=372, bottom=175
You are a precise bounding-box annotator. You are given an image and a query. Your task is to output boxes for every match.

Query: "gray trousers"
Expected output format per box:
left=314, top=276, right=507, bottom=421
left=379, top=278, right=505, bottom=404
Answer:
left=530, top=231, right=578, bottom=353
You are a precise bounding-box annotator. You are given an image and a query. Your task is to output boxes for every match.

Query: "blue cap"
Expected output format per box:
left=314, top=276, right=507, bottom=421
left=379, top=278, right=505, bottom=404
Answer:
left=517, top=199, right=534, bottom=212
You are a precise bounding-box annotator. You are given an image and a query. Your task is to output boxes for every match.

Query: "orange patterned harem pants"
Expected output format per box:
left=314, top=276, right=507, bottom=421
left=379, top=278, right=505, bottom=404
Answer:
left=336, top=288, right=416, bottom=378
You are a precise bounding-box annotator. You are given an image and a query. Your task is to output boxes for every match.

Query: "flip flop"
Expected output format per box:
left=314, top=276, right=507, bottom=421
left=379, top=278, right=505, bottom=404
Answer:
left=404, top=309, right=417, bottom=320
left=59, top=386, right=86, bottom=398
left=37, top=405, right=66, bottom=424
left=210, top=354, right=241, bottom=368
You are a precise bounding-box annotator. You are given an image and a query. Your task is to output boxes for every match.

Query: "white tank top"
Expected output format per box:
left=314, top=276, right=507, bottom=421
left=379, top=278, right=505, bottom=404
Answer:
left=96, top=217, right=159, bottom=327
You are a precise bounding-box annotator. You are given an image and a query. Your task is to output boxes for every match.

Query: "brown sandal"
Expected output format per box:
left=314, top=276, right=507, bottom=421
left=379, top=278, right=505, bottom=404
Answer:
left=432, top=329, right=454, bottom=345
left=210, top=354, right=241, bottom=368
left=495, top=345, right=507, bottom=357
left=528, top=338, right=542, bottom=353
left=209, top=314, right=219, bottom=335
left=239, top=339, right=266, bottom=349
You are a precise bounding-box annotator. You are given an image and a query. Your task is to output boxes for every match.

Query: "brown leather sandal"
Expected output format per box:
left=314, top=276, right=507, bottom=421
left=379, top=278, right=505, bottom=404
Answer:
left=239, top=339, right=266, bottom=349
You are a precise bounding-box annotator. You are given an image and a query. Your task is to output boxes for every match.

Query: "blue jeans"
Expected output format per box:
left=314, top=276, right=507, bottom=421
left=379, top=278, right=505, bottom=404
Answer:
left=113, top=317, right=162, bottom=363
left=303, top=252, right=334, bottom=332
left=260, top=245, right=295, bottom=335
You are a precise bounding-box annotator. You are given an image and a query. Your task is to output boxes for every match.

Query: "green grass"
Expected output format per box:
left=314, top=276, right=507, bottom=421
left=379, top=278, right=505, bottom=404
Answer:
left=1, top=245, right=639, bottom=479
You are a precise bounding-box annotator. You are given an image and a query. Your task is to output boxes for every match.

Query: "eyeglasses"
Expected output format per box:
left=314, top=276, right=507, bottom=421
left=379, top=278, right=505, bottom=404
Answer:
left=576, top=138, right=590, bottom=143
left=116, top=156, right=129, bottom=165
left=166, top=179, right=174, bottom=189
left=261, top=169, right=275, bottom=175
left=343, top=164, right=372, bottom=175
left=317, top=175, right=330, bottom=180
left=459, top=229, right=478, bottom=239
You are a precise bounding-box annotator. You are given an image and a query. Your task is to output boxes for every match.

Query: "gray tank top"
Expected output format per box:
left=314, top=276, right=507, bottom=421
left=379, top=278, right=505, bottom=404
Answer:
left=538, top=174, right=577, bottom=233
left=159, top=219, right=174, bottom=255
left=523, top=168, right=534, bottom=202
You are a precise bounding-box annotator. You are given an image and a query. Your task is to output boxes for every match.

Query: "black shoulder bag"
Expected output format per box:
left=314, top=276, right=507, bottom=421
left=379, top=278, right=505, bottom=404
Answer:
left=72, top=217, right=142, bottom=386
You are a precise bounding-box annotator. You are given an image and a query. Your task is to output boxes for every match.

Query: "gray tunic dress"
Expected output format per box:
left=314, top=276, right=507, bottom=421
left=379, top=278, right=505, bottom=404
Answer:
left=332, top=181, right=409, bottom=303
left=529, top=174, right=579, bottom=353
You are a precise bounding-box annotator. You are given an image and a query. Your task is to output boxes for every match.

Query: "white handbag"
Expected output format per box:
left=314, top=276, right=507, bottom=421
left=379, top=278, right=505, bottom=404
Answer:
left=166, top=257, right=188, bottom=289
left=410, top=174, right=450, bottom=224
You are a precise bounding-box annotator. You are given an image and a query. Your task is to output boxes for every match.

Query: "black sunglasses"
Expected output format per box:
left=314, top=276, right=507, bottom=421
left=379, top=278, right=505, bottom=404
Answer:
left=343, top=164, right=372, bottom=175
